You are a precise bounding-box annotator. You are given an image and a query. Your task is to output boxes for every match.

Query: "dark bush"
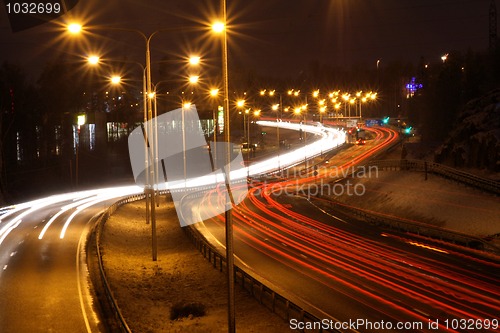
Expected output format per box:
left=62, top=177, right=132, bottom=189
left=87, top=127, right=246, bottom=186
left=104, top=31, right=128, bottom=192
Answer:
left=170, top=302, right=206, bottom=320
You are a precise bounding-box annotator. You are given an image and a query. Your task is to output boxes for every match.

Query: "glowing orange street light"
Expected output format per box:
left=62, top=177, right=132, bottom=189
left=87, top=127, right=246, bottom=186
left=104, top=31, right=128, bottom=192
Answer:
left=110, top=75, right=121, bottom=85
left=189, top=56, right=201, bottom=65
left=212, top=21, right=225, bottom=33
left=67, top=23, right=82, bottom=34
left=188, top=75, right=199, bottom=84
left=87, top=55, right=100, bottom=65
left=210, top=88, right=219, bottom=97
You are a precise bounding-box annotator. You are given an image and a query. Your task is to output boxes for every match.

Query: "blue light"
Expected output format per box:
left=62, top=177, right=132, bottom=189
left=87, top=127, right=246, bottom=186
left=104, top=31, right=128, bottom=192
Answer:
left=406, top=77, right=423, bottom=96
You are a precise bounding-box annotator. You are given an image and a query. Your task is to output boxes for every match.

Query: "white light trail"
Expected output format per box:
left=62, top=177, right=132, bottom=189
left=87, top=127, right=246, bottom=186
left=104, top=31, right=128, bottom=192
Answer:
left=0, top=121, right=344, bottom=243
left=38, top=195, right=99, bottom=240
left=0, top=186, right=143, bottom=243
left=161, top=120, right=346, bottom=190
left=59, top=187, right=139, bottom=239
left=0, top=194, right=75, bottom=245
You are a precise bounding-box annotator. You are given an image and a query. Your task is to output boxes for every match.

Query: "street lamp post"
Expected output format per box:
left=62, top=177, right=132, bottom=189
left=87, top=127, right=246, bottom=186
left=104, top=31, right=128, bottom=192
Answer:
left=213, top=2, right=236, bottom=330
left=181, top=102, right=188, bottom=188
left=360, top=96, right=367, bottom=119
left=272, top=99, right=283, bottom=172
left=68, top=23, right=193, bottom=260
left=75, top=114, right=86, bottom=187
left=274, top=99, right=282, bottom=171
left=261, top=89, right=282, bottom=170
left=210, top=88, right=219, bottom=169
left=244, top=109, right=250, bottom=162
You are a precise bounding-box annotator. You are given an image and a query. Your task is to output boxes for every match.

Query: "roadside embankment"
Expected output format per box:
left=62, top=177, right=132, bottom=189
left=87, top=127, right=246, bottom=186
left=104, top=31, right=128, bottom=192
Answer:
left=330, top=168, right=500, bottom=242
left=100, top=196, right=291, bottom=332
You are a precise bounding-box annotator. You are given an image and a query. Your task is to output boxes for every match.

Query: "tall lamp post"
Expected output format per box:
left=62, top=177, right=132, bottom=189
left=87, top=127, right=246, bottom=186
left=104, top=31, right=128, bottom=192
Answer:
left=213, top=5, right=236, bottom=330
left=210, top=88, right=220, bottom=169
left=75, top=114, right=86, bottom=187
left=260, top=90, right=282, bottom=149
left=67, top=22, right=201, bottom=261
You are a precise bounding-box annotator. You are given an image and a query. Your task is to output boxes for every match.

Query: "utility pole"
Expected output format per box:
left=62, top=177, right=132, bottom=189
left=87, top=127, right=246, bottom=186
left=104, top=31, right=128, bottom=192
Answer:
left=220, top=1, right=236, bottom=332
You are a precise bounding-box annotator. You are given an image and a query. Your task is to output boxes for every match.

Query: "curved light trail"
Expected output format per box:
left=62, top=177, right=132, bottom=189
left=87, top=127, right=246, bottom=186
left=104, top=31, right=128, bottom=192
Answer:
left=3, top=120, right=496, bottom=332
left=196, top=125, right=500, bottom=332
left=0, top=120, right=343, bottom=332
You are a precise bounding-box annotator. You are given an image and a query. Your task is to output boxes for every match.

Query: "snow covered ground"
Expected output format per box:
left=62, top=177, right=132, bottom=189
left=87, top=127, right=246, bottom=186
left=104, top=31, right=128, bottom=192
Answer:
left=100, top=197, right=291, bottom=333
left=333, top=169, right=500, bottom=242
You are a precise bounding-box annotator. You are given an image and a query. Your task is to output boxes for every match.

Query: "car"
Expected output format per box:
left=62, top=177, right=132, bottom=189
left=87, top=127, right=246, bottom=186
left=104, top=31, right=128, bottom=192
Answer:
left=356, top=138, right=366, bottom=145
left=242, top=142, right=257, bottom=150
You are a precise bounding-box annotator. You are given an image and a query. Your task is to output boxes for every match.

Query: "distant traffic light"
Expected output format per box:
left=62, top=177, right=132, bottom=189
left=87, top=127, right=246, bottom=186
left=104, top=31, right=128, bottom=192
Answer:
left=404, top=126, right=412, bottom=134
left=382, top=117, right=390, bottom=124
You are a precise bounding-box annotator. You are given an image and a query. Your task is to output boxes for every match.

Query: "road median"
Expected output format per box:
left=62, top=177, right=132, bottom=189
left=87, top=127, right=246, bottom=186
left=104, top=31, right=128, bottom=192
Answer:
left=94, top=195, right=290, bottom=332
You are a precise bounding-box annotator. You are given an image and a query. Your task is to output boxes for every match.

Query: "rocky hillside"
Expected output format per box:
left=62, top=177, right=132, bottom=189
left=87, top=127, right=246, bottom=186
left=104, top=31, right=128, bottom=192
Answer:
left=435, top=89, right=500, bottom=172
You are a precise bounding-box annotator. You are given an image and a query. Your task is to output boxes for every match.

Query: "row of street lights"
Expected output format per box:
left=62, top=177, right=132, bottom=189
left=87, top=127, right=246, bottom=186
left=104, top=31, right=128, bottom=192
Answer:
left=231, top=89, right=378, bottom=121
left=65, top=12, right=377, bottom=332
left=260, top=89, right=378, bottom=119
left=66, top=12, right=238, bottom=332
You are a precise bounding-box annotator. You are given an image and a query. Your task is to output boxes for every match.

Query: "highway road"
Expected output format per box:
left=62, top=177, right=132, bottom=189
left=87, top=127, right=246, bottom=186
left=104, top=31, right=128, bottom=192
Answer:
left=1, top=121, right=498, bottom=333
left=0, top=187, right=143, bottom=333
left=0, top=120, right=343, bottom=332
left=195, top=126, right=500, bottom=332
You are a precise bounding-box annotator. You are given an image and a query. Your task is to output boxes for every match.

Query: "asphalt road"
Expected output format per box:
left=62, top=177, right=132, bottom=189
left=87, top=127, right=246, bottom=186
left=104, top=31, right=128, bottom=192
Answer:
left=0, top=187, right=143, bottom=333
left=1, top=123, right=498, bottom=333
left=194, top=127, right=500, bottom=332
left=0, top=121, right=342, bottom=332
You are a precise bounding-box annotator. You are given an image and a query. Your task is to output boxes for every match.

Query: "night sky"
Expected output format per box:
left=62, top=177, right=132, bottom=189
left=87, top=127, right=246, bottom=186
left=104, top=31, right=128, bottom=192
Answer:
left=0, top=0, right=493, bottom=80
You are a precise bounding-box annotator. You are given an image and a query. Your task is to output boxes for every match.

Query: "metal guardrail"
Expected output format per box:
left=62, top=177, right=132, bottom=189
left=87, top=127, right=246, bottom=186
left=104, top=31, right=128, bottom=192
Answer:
left=93, top=191, right=342, bottom=333
left=183, top=222, right=343, bottom=333
left=91, top=159, right=498, bottom=331
left=367, top=159, right=500, bottom=195
left=88, top=126, right=347, bottom=331
left=313, top=196, right=500, bottom=254
left=305, top=159, right=500, bottom=254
